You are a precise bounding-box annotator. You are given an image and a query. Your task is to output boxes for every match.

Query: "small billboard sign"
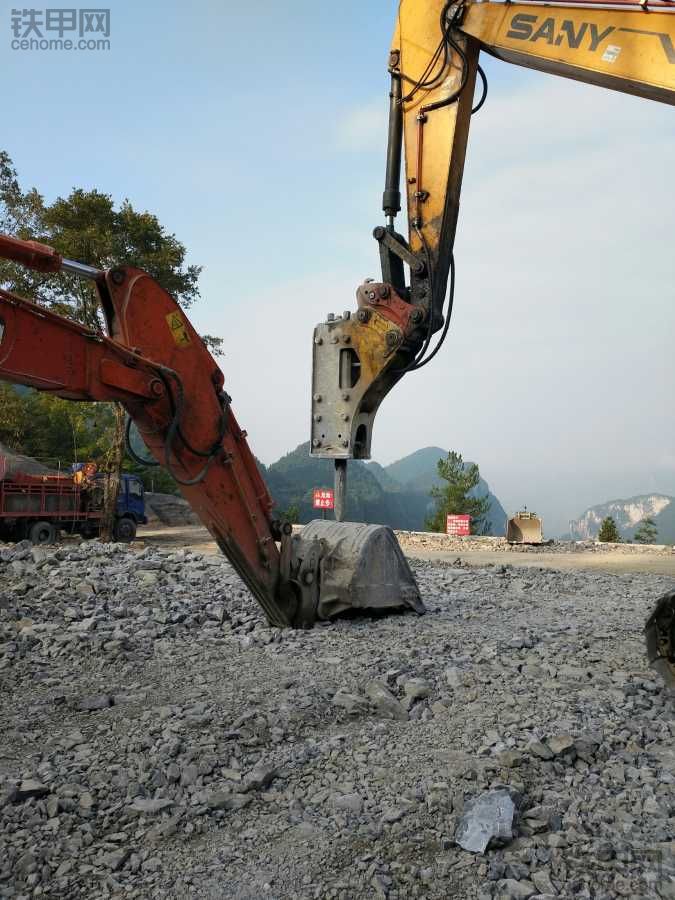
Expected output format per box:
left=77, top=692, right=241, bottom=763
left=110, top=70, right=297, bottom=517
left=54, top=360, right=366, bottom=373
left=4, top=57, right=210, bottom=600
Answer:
left=313, top=488, right=334, bottom=510
left=446, top=514, right=471, bottom=536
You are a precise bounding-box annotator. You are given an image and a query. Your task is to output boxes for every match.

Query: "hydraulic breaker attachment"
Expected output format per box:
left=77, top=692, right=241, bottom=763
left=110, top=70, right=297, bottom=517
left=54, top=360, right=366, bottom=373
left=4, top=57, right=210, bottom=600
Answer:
left=310, top=282, right=426, bottom=520
left=298, top=520, right=424, bottom=620
left=310, top=282, right=424, bottom=464
left=645, top=590, right=675, bottom=688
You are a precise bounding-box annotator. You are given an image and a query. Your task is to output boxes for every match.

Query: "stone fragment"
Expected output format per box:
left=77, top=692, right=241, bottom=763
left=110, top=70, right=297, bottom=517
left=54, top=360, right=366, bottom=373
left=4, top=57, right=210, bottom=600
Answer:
left=79, top=791, right=95, bottom=810
left=365, top=680, right=408, bottom=721
left=129, top=798, right=174, bottom=815
left=15, top=851, right=37, bottom=876
left=333, top=793, right=363, bottom=814
left=78, top=694, right=114, bottom=711
left=547, top=734, right=575, bottom=756
left=180, top=764, right=199, bottom=786
left=596, top=841, right=615, bottom=862
left=498, top=751, right=523, bottom=768
left=574, top=735, right=600, bottom=762
left=444, top=666, right=463, bottom=688
left=17, top=779, right=49, bottom=800
left=382, top=806, right=408, bottom=824
left=331, top=690, right=369, bottom=715
left=206, top=791, right=251, bottom=811
left=455, top=789, right=515, bottom=854
left=528, top=740, right=554, bottom=760
left=102, top=848, right=130, bottom=871
left=495, top=879, right=537, bottom=899
left=61, top=730, right=85, bottom=750
left=403, top=678, right=431, bottom=710
left=242, top=763, right=277, bottom=792
left=532, top=869, right=557, bottom=895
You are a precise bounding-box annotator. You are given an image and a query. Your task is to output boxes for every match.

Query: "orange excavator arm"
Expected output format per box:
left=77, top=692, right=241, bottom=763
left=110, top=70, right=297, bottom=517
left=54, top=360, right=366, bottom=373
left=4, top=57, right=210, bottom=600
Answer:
left=0, top=234, right=421, bottom=627
left=0, top=235, right=315, bottom=626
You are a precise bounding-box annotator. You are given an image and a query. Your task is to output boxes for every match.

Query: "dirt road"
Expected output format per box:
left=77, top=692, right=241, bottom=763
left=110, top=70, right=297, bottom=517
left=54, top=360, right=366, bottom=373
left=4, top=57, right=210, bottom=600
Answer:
left=137, top=525, right=675, bottom=576
left=401, top=546, right=675, bottom=575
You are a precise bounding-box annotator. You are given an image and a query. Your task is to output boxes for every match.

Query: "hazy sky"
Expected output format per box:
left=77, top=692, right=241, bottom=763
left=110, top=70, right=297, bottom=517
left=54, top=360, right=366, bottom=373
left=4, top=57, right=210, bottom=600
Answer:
left=4, top=0, right=674, bottom=535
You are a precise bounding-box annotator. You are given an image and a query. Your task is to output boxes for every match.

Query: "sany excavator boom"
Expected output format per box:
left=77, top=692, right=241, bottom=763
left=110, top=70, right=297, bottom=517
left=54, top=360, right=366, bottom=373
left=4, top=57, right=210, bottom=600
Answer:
left=309, top=0, right=675, bottom=679
left=0, top=234, right=422, bottom=626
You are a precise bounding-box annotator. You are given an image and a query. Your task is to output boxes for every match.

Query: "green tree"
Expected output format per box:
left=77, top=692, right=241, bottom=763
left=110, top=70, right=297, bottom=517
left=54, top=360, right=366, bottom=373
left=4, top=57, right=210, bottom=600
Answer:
left=22, top=393, right=111, bottom=462
left=634, top=516, right=658, bottom=544
left=0, top=152, right=201, bottom=323
left=0, top=387, right=108, bottom=461
left=0, top=384, right=29, bottom=450
left=425, top=451, right=491, bottom=534
left=598, top=516, right=621, bottom=543
left=124, top=462, right=178, bottom=496
left=277, top=503, right=300, bottom=525
left=0, top=151, right=213, bottom=533
left=1, top=385, right=179, bottom=493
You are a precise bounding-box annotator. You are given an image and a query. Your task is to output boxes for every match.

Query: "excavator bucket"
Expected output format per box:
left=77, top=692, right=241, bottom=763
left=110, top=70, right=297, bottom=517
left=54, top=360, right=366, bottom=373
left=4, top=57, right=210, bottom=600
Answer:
left=506, top=511, right=544, bottom=544
left=297, top=520, right=425, bottom=620
left=645, top=590, right=675, bottom=688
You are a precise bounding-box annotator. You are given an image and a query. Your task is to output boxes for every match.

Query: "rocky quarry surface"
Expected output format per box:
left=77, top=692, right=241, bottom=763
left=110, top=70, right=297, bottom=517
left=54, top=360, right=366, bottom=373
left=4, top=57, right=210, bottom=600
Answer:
left=0, top=540, right=674, bottom=899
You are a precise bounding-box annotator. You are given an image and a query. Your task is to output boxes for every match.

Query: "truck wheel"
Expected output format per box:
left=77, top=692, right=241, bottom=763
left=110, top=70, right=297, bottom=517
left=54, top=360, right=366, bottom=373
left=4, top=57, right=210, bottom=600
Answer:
left=113, top=517, right=137, bottom=542
left=29, top=521, right=57, bottom=545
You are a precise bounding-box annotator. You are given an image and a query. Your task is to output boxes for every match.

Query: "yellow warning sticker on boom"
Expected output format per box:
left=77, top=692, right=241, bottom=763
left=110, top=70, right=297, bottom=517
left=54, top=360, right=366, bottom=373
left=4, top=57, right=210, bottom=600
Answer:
left=165, top=311, right=191, bottom=348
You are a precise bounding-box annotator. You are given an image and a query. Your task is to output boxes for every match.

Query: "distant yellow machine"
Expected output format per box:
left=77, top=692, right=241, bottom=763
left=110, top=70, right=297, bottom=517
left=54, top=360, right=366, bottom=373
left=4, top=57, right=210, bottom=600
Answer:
left=506, top=510, right=544, bottom=545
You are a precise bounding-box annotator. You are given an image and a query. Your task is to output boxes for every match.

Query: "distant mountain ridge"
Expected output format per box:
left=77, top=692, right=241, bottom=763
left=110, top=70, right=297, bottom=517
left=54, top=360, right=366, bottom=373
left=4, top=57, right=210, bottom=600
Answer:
left=570, top=494, right=675, bottom=543
left=262, top=443, right=506, bottom=534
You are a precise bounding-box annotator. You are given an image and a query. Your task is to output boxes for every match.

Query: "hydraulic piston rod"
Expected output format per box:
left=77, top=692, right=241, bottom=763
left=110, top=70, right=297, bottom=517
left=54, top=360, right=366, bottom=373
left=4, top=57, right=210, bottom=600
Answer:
left=334, top=458, right=347, bottom=523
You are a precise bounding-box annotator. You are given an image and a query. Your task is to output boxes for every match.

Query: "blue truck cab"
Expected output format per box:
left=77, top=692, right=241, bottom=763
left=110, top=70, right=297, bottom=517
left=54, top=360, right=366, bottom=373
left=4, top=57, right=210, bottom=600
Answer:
left=113, top=475, right=147, bottom=541
left=117, top=475, right=146, bottom=523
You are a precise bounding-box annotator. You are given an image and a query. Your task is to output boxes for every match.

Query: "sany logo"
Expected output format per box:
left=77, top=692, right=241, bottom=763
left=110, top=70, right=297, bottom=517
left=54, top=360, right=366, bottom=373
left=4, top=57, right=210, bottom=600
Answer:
left=506, top=13, right=675, bottom=63
left=507, top=13, right=615, bottom=50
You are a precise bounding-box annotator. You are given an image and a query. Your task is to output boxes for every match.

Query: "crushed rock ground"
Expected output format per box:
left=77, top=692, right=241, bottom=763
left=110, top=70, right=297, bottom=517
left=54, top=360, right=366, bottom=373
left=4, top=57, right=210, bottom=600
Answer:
left=0, top=540, right=674, bottom=900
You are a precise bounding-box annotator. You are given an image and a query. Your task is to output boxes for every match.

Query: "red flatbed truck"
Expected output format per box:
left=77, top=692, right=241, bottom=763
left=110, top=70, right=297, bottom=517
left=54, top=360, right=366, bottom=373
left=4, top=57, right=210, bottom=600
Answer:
left=0, top=456, right=146, bottom=544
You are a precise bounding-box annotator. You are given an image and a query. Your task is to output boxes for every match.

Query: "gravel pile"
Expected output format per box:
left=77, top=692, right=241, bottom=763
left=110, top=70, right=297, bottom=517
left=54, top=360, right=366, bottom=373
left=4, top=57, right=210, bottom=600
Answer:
left=1, top=541, right=674, bottom=899
left=0, top=444, right=57, bottom=479
left=143, top=494, right=199, bottom=527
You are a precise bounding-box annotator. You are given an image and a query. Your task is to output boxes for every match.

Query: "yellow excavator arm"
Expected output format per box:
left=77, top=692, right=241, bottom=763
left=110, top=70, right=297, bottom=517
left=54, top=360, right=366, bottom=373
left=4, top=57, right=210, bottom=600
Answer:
left=311, top=0, right=675, bottom=508
left=394, top=0, right=675, bottom=304
left=309, top=0, right=675, bottom=680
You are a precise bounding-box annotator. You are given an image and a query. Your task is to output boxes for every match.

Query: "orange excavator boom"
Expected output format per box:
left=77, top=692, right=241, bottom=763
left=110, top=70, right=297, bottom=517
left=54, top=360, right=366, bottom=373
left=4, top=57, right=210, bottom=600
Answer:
left=0, top=234, right=422, bottom=627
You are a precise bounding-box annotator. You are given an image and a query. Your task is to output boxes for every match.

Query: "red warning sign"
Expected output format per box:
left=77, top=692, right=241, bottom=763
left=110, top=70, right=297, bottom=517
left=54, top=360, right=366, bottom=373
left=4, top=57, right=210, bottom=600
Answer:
left=313, top=488, right=334, bottom=510
left=446, top=514, right=471, bottom=536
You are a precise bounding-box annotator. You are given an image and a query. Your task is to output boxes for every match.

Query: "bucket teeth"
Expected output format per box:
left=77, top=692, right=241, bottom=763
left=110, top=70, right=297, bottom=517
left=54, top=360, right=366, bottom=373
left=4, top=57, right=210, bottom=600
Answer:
left=645, top=589, right=675, bottom=688
left=295, top=520, right=424, bottom=621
